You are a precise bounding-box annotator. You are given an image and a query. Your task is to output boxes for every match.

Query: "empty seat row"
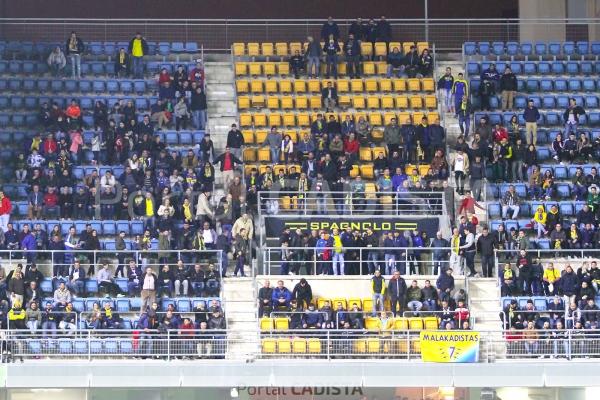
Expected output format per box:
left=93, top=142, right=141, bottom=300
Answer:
left=0, top=78, right=152, bottom=95
left=238, top=110, right=440, bottom=128
left=235, top=77, right=434, bottom=94
left=233, top=41, right=429, bottom=58
left=6, top=219, right=145, bottom=236
left=467, top=60, right=599, bottom=76
left=237, top=94, right=437, bottom=110
left=464, top=41, right=600, bottom=57
left=235, top=60, right=418, bottom=77
left=0, top=94, right=159, bottom=111
left=261, top=315, right=438, bottom=332
left=261, top=337, right=422, bottom=355
left=469, top=77, right=600, bottom=93
left=25, top=338, right=134, bottom=355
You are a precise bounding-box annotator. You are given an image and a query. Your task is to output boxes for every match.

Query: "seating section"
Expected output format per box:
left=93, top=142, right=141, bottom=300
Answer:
left=463, top=41, right=600, bottom=60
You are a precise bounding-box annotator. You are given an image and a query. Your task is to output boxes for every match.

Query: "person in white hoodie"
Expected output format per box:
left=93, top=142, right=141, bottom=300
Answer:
left=47, top=46, right=67, bottom=77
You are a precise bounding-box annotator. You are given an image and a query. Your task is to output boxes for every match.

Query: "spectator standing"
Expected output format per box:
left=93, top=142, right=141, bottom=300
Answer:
left=320, top=17, right=340, bottom=41
left=114, top=47, right=129, bottom=77
left=563, top=98, right=586, bottom=135
left=371, top=270, right=386, bottom=315
left=263, top=127, right=283, bottom=164
left=305, top=36, right=321, bottom=78
left=140, top=266, right=157, bottom=312
left=0, top=189, right=11, bottom=232
left=437, top=67, right=455, bottom=113
left=499, top=67, right=517, bottom=111
left=190, top=86, right=207, bottom=130
left=387, top=270, right=407, bottom=316
left=226, top=124, right=244, bottom=161
left=128, top=32, right=149, bottom=79
left=323, top=35, right=340, bottom=79
left=65, top=31, right=84, bottom=78
left=523, top=99, right=541, bottom=145
left=452, top=148, right=469, bottom=195
left=344, top=33, right=361, bottom=78
left=214, top=147, right=242, bottom=189
left=477, top=227, right=497, bottom=277
left=47, top=46, right=67, bottom=77
left=452, top=73, right=469, bottom=116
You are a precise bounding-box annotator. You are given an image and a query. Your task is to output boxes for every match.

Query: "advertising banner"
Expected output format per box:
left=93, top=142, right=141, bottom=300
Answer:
left=420, top=330, right=480, bottom=363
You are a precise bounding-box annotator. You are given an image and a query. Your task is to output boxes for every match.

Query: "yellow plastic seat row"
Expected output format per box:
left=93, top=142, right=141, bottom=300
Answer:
left=235, top=62, right=290, bottom=76
left=234, top=41, right=429, bottom=58
left=259, top=317, right=290, bottom=331
left=261, top=338, right=322, bottom=354
left=235, top=78, right=434, bottom=94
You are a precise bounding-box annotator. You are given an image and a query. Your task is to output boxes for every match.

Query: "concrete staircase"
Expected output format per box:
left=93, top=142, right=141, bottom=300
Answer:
left=204, top=61, right=238, bottom=152
left=222, top=277, right=259, bottom=360
left=467, top=278, right=505, bottom=361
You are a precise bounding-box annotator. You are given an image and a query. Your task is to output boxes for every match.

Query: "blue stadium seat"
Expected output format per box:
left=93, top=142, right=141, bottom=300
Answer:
left=90, top=62, right=104, bottom=75
left=589, top=112, right=600, bottom=126
left=0, top=61, right=6, bottom=74
left=185, top=42, right=199, bottom=53
left=177, top=299, right=191, bottom=312
left=537, top=239, right=550, bottom=249
left=526, top=79, right=539, bottom=92
left=478, top=42, right=490, bottom=56
left=28, top=340, right=42, bottom=354
left=554, top=165, right=567, bottom=179
left=542, top=95, right=555, bottom=108
left=115, top=279, right=129, bottom=293
left=568, top=79, right=581, bottom=91
left=487, top=203, right=501, bottom=218
left=40, top=278, right=53, bottom=294
left=0, top=96, right=8, bottom=109
left=585, top=96, right=598, bottom=108
left=583, top=78, right=596, bottom=92
left=90, top=340, right=104, bottom=354
left=120, top=80, right=133, bottom=94
left=591, top=41, right=600, bottom=56
left=131, top=220, right=144, bottom=235
left=556, top=184, right=570, bottom=198
left=551, top=61, right=564, bottom=74
left=506, top=42, right=519, bottom=56
left=37, top=79, right=49, bottom=91
left=165, top=131, right=179, bottom=144
left=492, top=42, right=504, bottom=56
left=556, top=95, right=569, bottom=109
left=133, top=80, right=146, bottom=94
left=79, top=80, right=92, bottom=92
left=577, top=41, right=589, bottom=55
left=466, top=62, right=479, bottom=75
left=90, top=42, right=103, bottom=56
left=0, top=79, right=7, bottom=91
left=22, top=62, right=35, bottom=74
left=470, top=79, right=480, bottom=92
left=58, top=340, right=73, bottom=354
left=523, top=62, right=536, bottom=75
left=8, top=80, right=21, bottom=92
left=533, top=297, right=548, bottom=311
left=559, top=202, right=574, bottom=216
left=563, top=42, right=575, bottom=56
left=116, top=299, right=131, bottom=312
left=158, top=42, right=170, bottom=56
left=105, top=63, right=115, bottom=75
left=92, top=80, right=105, bottom=94
left=566, top=61, right=579, bottom=74
left=537, top=61, right=550, bottom=74
left=534, top=42, right=547, bottom=57
left=510, top=62, right=522, bottom=74
left=74, top=340, right=88, bottom=354
left=554, top=79, right=567, bottom=91
left=80, top=97, right=93, bottom=110
left=104, top=42, right=116, bottom=56
left=119, top=340, right=133, bottom=354
left=8, top=61, right=21, bottom=74
left=85, top=280, right=99, bottom=294
left=539, top=78, right=553, bottom=92
left=171, top=42, right=185, bottom=53
left=102, top=221, right=116, bottom=235
left=581, top=61, right=593, bottom=75
left=537, top=147, right=551, bottom=160
left=520, top=42, right=533, bottom=57
left=72, top=298, right=85, bottom=312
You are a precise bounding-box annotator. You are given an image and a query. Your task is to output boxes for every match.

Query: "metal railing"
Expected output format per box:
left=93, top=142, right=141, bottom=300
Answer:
left=258, top=190, right=444, bottom=216
left=0, top=18, right=598, bottom=51
left=260, top=245, right=456, bottom=275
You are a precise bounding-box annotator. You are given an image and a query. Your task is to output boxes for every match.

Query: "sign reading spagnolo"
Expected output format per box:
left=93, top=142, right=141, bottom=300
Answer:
left=419, top=331, right=480, bottom=363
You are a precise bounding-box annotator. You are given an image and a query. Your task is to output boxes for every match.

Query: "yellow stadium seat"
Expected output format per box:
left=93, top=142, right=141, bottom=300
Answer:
left=260, top=317, right=274, bottom=331
left=247, top=43, right=260, bottom=57
left=394, top=317, right=409, bottom=330
left=418, top=164, right=431, bottom=176
left=371, top=129, right=383, bottom=140
left=330, top=298, right=345, bottom=310
left=364, top=184, right=376, bottom=195
left=279, top=79, right=292, bottom=93
left=422, top=78, right=435, bottom=91
left=338, top=95, right=351, bottom=108
left=282, top=112, right=296, bottom=127
left=249, top=62, right=262, bottom=76
left=288, top=164, right=301, bottom=174
left=365, top=79, right=378, bottom=92
left=337, top=62, right=347, bottom=76
left=262, top=338, right=276, bottom=353
left=365, top=317, right=381, bottom=331
left=395, top=96, right=408, bottom=109
left=237, top=96, right=250, bottom=109
left=235, top=62, right=248, bottom=76
left=428, top=111, right=440, bottom=122
left=257, top=147, right=271, bottom=162
left=273, top=164, right=287, bottom=175
left=308, top=79, right=321, bottom=93
left=360, top=165, right=374, bottom=179
left=232, top=43, right=245, bottom=56
left=293, top=80, right=307, bottom=93
left=413, top=111, right=425, bottom=123
left=349, top=165, right=359, bottom=178
left=424, top=316, right=439, bottom=330
left=308, top=338, right=322, bottom=354
left=425, top=94, right=437, bottom=109
left=258, top=165, right=270, bottom=174
left=275, top=42, right=288, bottom=57
left=293, top=338, right=307, bottom=353
left=407, top=78, right=421, bottom=91
left=404, top=164, right=417, bottom=176
left=255, top=129, right=268, bottom=143
left=353, top=339, right=366, bottom=354
left=409, top=96, right=423, bottom=109
left=402, top=42, right=415, bottom=54
left=372, top=146, right=386, bottom=158
left=277, top=62, right=290, bottom=76
left=289, top=42, right=302, bottom=54
left=281, top=95, right=293, bottom=110
left=353, top=111, right=366, bottom=123
left=264, top=80, right=278, bottom=94
left=417, top=41, right=429, bottom=53
left=358, top=147, right=373, bottom=161
left=277, top=338, right=292, bottom=353
left=284, top=130, right=298, bottom=142
left=297, top=112, right=311, bottom=126
left=368, top=112, right=382, bottom=126
left=242, top=130, right=254, bottom=144
left=383, top=112, right=397, bottom=125
left=381, top=95, right=394, bottom=109
left=360, top=42, right=373, bottom=57
left=347, top=298, right=362, bottom=309
left=239, top=113, right=252, bottom=127
left=235, top=79, right=249, bottom=93
left=254, top=113, right=267, bottom=127
left=362, top=62, right=376, bottom=75
left=392, top=78, right=406, bottom=92
left=280, top=195, right=291, bottom=209
left=352, top=96, right=366, bottom=109
left=411, top=339, right=421, bottom=354
left=267, top=97, right=280, bottom=110
left=309, top=96, right=321, bottom=109
left=261, top=43, right=274, bottom=57
left=408, top=317, right=424, bottom=331
left=379, top=78, right=392, bottom=92
left=396, top=338, right=409, bottom=354
left=398, top=112, right=411, bottom=125
left=250, top=80, right=264, bottom=93
left=251, top=95, right=265, bottom=108
left=274, top=317, right=289, bottom=330
left=374, top=42, right=388, bottom=57
left=268, top=113, right=282, bottom=127
left=367, top=96, right=380, bottom=109
left=317, top=298, right=331, bottom=309
left=263, top=62, right=276, bottom=76
left=336, top=79, right=350, bottom=93
left=388, top=41, right=401, bottom=52
left=294, top=96, right=308, bottom=110
left=375, top=62, right=388, bottom=75
left=350, top=78, right=364, bottom=92
left=367, top=338, right=381, bottom=353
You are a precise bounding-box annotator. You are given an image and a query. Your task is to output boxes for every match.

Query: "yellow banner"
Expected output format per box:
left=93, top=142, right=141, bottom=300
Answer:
left=419, top=330, right=480, bottom=363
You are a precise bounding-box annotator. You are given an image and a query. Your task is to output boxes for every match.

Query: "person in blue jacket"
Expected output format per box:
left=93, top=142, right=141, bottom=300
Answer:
left=271, top=280, right=292, bottom=310
left=452, top=73, right=469, bottom=117
left=437, top=67, right=455, bottom=113
left=302, top=304, right=324, bottom=328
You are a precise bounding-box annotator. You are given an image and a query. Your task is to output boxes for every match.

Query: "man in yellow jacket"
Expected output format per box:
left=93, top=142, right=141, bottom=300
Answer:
left=542, top=263, right=561, bottom=296
left=128, top=32, right=149, bottom=79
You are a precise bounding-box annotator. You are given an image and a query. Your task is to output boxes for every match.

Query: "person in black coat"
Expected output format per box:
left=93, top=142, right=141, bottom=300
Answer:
left=376, top=16, right=392, bottom=45
left=321, top=81, right=338, bottom=112
left=114, top=48, right=130, bottom=77
left=320, top=17, right=340, bottom=41
left=65, top=31, right=85, bottom=78
left=292, top=278, right=313, bottom=309
left=344, top=34, right=361, bottom=78
left=387, top=271, right=407, bottom=316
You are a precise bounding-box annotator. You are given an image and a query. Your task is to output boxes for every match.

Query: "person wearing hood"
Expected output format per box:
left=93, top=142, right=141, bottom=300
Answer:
left=545, top=205, right=562, bottom=234
left=532, top=205, right=548, bottom=238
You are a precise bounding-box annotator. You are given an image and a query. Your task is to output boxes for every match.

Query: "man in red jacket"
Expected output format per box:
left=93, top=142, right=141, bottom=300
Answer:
left=42, top=187, right=60, bottom=219
left=0, top=189, right=12, bottom=232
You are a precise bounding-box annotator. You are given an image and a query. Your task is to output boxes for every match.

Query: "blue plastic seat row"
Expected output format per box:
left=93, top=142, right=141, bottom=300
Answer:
left=7, top=219, right=145, bottom=237
left=487, top=200, right=586, bottom=219
left=467, top=60, right=598, bottom=76
left=464, top=41, right=599, bottom=57
left=0, top=77, right=152, bottom=95
left=469, top=77, right=599, bottom=94
left=0, top=95, right=156, bottom=112
left=25, top=338, right=134, bottom=355
left=0, top=113, right=39, bottom=128
left=472, top=111, right=598, bottom=127
left=501, top=296, right=564, bottom=311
